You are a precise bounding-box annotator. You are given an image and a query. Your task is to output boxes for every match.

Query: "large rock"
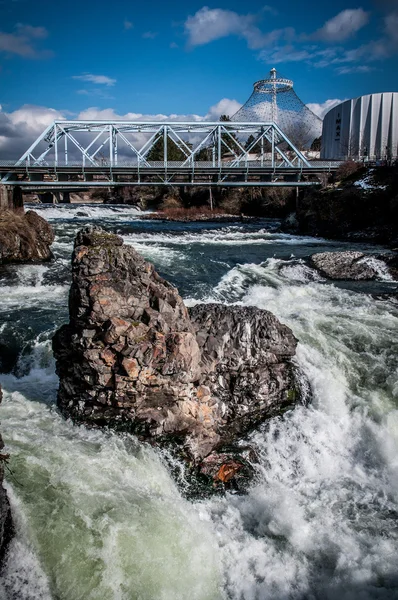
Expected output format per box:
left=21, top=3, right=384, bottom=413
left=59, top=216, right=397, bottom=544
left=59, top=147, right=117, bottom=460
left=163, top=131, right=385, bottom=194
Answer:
left=0, top=210, right=54, bottom=264
left=53, top=227, right=298, bottom=477
left=310, top=251, right=395, bottom=280
left=0, top=385, right=12, bottom=561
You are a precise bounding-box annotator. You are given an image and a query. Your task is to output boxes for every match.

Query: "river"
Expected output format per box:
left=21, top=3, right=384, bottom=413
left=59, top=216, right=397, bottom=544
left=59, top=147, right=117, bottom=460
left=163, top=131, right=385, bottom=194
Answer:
left=0, top=204, right=397, bottom=600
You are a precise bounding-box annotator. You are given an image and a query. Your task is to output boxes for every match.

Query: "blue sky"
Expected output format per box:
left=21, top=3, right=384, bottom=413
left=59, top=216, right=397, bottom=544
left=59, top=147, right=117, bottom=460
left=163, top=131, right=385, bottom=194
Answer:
left=0, top=0, right=397, bottom=156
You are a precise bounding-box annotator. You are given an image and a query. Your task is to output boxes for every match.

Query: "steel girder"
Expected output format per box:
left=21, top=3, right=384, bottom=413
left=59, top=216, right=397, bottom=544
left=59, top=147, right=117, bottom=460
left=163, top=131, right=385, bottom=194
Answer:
left=0, top=120, right=336, bottom=187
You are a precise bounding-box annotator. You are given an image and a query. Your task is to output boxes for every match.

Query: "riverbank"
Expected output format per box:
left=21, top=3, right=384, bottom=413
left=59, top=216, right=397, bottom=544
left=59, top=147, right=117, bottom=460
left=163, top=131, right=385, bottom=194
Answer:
left=282, top=163, right=398, bottom=247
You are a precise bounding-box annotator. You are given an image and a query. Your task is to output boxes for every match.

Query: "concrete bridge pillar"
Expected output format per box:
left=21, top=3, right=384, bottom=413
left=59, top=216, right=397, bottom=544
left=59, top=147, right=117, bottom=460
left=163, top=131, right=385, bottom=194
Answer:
left=39, top=192, right=56, bottom=204
left=60, top=191, right=70, bottom=204
left=38, top=191, right=70, bottom=204
left=0, top=185, right=24, bottom=212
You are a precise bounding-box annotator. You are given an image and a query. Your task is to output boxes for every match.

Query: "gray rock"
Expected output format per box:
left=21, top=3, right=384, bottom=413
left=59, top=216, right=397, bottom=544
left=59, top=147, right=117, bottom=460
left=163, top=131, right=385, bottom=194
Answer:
left=53, top=227, right=299, bottom=480
left=310, top=251, right=393, bottom=280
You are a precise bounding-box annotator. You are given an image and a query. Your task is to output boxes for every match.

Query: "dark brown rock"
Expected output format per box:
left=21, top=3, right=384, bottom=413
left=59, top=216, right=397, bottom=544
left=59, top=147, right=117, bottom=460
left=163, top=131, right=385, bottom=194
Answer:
left=53, top=227, right=299, bottom=479
left=0, top=210, right=54, bottom=264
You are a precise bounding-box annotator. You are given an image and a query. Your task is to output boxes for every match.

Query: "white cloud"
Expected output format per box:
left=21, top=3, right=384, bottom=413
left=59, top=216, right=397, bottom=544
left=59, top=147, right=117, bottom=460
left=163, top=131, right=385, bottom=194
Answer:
left=262, top=5, right=278, bottom=16
left=337, top=39, right=390, bottom=63
left=16, top=24, right=48, bottom=39
left=184, top=6, right=286, bottom=49
left=306, top=99, right=345, bottom=118
left=124, top=20, right=133, bottom=30
left=0, top=24, right=50, bottom=58
left=185, top=7, right=253, bottom=47
left=205, top=98, right=242, bottom=119
left=259, top=45, right=311, bottom=64
left=77, top=98, right=242, bottom=122
left=183, top=6, right=370, bottom=51
left=76, top=89, right=115, bottom=100
left=312, top=9, right=369, bottom=42
left=72, top=74, right=116, bottom=86
left=0, top=104, right=65, bottom=158
left=336, top=65, right=374, bottom=74
left=0, top=99, right=244, bottom=160
left=7, top=104, right=64, bottom=129
left=385, top=11, right=398, bottom=44
left=142, top=31, right=158, bottom=39
left=182, top=4, right=397, bottom=76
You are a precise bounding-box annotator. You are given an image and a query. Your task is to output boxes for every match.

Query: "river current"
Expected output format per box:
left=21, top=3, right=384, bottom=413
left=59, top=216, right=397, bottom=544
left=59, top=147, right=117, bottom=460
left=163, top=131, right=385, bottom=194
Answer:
left=0, top=204, right=397, bottom=600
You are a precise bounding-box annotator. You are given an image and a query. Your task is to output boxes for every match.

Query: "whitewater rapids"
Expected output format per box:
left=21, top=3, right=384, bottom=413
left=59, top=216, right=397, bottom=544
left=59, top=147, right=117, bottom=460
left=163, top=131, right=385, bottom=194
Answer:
left=0, top=204, right=397, bottom=600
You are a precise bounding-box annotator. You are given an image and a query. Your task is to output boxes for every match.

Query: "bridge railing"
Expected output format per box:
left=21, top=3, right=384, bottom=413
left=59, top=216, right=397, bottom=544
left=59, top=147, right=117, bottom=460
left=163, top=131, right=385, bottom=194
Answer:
left=0, top=158, right=342, bottom=169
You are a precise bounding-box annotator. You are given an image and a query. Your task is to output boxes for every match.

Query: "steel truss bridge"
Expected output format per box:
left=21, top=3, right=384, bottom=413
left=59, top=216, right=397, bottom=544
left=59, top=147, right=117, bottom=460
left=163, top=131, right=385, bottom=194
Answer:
left=0, top=120, right=341, bottom=189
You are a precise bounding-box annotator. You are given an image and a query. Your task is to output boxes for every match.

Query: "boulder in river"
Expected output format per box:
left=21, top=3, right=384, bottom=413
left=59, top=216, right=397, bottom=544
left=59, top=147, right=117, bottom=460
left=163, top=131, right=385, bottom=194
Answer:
left=53, top=227, right=299, bottom=486
left=310, top=251, right=395, bottom=281
left=0, top=210, right=54, bottom=265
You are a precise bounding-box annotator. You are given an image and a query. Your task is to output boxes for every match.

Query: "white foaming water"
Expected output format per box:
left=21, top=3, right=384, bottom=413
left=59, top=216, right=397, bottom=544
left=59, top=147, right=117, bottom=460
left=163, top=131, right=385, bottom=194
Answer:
left=0, top=382, right=222, bottom=600
left=278, top=258, right=325, bottom=283
left=26, top=204, right=146, bottom=222
left=0, top=282, right=68, bottom=311
left=122, top=238, right=186, bottom=267
left=199, top=259, right=398, bottom=599
left=123, top=228, right=328, bottom=247
left=357, top=256, right=395, bottom=282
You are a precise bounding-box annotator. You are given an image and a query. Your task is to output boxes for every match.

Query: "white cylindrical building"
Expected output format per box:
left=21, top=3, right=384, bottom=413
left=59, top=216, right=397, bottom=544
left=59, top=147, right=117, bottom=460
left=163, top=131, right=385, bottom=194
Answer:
left=321, top=92, right=398, bottom=160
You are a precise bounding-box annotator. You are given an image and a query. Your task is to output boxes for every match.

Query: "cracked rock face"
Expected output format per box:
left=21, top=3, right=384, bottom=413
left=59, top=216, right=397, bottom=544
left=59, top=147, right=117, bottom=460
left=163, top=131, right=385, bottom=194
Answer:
left=53, top=227, right=298, bottom=466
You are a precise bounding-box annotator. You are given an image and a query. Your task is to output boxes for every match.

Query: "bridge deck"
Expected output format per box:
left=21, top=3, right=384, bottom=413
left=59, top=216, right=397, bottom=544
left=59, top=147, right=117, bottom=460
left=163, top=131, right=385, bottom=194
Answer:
left=0, top=161, right=340, bottom=188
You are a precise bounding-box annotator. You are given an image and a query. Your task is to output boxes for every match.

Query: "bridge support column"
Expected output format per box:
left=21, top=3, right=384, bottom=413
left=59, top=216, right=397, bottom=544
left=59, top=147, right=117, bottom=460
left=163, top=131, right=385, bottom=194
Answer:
left=39, top=192, right=56, bottom=204
left=60, top=191, right=71, bottom=204
left=0, top=185, right=24, bottom=212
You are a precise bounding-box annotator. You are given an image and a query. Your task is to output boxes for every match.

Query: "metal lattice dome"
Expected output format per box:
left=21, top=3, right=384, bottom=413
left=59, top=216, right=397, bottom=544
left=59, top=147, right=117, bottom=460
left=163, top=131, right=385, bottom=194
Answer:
left=231, top=68, right=322, bottom=148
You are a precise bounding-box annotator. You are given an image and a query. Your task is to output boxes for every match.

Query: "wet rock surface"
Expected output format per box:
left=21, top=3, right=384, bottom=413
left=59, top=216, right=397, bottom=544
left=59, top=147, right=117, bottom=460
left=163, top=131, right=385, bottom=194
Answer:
left=0, top=385, right=12, bottom=562
left=53, top=227, right=299, bottom=487
left=0, top=210, right=54, bottom=264
left=310, top=251, right=395, bottom=281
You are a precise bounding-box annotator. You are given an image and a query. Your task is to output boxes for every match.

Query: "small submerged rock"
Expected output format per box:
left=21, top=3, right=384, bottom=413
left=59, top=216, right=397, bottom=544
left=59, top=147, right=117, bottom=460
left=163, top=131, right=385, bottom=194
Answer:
left=53, top=226, right=300, bottom=493
left=310, top=250, right=396, bottom=281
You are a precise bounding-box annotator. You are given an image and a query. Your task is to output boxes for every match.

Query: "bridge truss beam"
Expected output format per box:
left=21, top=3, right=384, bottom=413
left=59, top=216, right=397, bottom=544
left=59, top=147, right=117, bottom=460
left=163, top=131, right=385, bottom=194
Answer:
left=0, top=120, right=339, bottom=188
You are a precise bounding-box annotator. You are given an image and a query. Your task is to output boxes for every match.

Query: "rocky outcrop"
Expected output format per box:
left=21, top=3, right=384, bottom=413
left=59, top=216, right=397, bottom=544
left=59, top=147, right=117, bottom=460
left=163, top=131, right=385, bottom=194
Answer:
left=310, top=251, right=396, bottom=280
left=53, top=227, right=298, bottom=483
left=0, top=210, right=54, bottom=264
left=0, top=385, right=12, bottom=561
left=281, top=165, right=398, bottom=246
